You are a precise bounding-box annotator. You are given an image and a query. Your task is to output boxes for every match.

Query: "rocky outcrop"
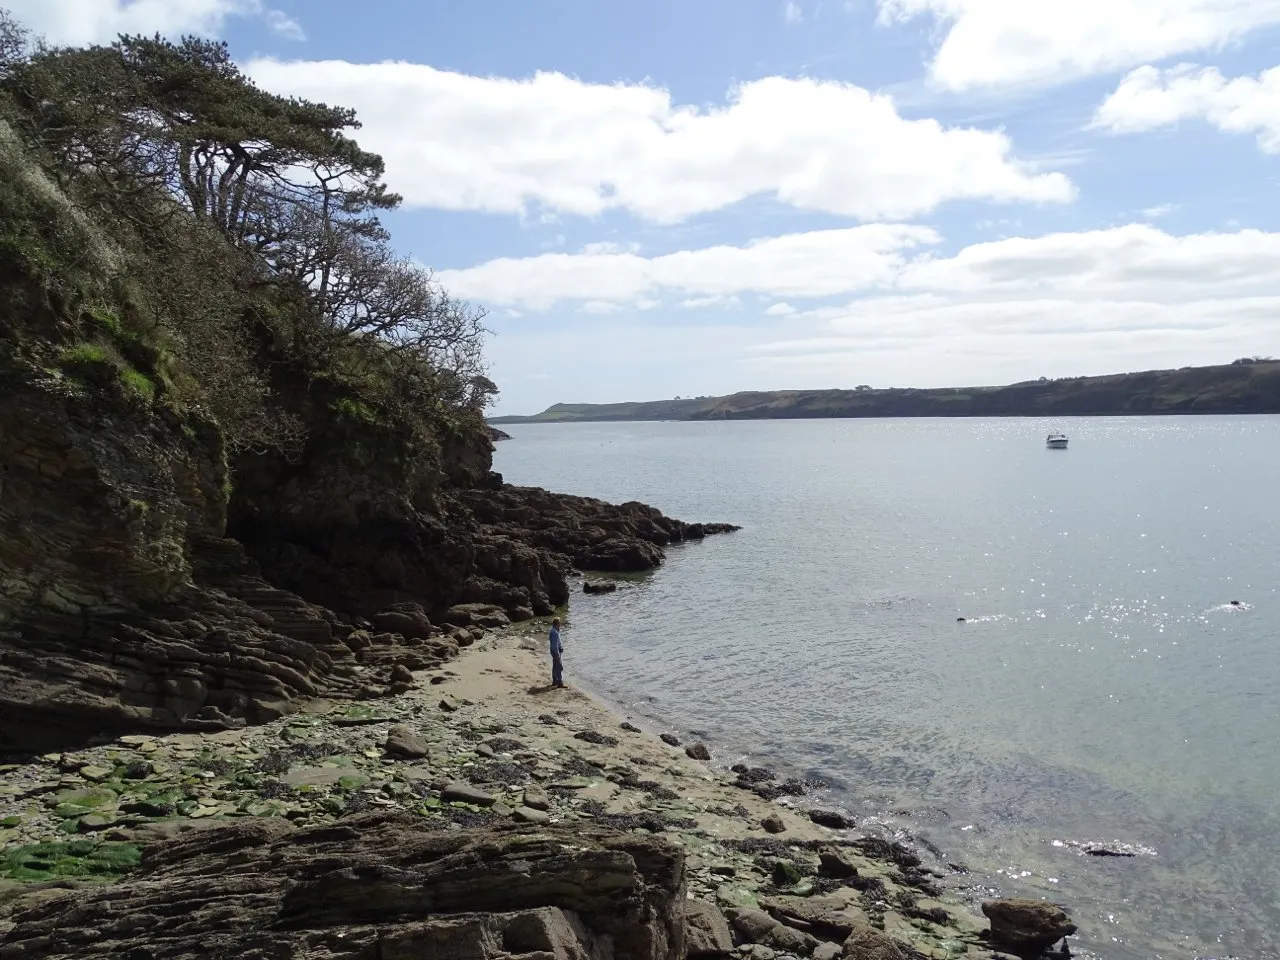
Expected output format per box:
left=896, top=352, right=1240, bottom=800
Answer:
left=1, top=295, right=732, bottom=752
left=981, top=898, right=1076, bottom=953
left=0, top=330, right=433, bottom=752
left=461, top=484, right=738, bottom=575
left=0, top=812, right=688, bottom=960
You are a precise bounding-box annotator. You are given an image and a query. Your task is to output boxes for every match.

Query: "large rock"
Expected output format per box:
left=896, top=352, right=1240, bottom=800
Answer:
left=760, top=896, right=862, bottom=941
left=685, top=900, right=734, bottom=957
left=458, top=485, right=738, bottom=575
left=981, top=898, right=1077, bottom=953
left=385, top=724, right=431, bottom=759
left=0, top=812, right=688, bottom=960
left=843, top=929, right=907, bottom=960
left=373, top=602, right=434, bottom=639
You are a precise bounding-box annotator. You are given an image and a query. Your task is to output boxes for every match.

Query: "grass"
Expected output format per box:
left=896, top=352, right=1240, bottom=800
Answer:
left=57, top=340, right=157, bottom=402
left=59, top=342, right=110, bottom=366
left=118, top=366, right=157, bottom=401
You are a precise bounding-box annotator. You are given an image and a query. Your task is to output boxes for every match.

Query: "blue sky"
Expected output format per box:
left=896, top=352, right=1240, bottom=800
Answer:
left=11, top=1, right=1280, bottom=414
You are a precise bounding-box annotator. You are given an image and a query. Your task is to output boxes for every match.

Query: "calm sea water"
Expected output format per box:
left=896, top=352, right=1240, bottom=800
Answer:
left=494, top=417, right=1280, bottom=960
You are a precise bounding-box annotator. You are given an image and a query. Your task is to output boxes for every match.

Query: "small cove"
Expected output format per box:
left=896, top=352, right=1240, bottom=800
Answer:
left=496, top=415, right=1280, bottom=960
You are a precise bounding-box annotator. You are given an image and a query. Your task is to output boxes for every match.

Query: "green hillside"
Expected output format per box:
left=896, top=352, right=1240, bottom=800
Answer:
left=490, top=360, right=1280, bottom=424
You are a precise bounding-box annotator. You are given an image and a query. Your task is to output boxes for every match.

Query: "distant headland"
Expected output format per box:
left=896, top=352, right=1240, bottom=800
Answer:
left=491, top=358, right=1280, bottom=424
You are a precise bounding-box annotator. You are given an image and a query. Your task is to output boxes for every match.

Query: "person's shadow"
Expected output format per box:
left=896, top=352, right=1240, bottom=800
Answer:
left=526, top=683, right=560, bottom=695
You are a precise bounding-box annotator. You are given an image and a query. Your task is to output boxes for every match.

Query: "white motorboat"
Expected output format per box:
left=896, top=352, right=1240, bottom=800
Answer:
left=1046, top=432, right=1068, bottom=449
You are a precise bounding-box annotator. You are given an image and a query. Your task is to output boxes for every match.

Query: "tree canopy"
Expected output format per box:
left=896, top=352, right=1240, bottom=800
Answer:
left=0, top=12, right=493, bottom=462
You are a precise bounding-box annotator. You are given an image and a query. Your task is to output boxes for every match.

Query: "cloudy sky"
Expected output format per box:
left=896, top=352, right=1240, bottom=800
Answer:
left=10, top=1, right=1280, bottom=414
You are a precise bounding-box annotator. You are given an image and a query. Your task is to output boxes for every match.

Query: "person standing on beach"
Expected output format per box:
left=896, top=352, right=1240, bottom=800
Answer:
left=549, top=618, right=565, bottom=688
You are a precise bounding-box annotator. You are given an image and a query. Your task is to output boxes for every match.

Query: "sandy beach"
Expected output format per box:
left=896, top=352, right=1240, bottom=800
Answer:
left=0, top=619, right=1027, bottom=960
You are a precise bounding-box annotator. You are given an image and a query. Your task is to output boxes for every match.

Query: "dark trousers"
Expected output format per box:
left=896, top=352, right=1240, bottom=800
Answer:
left=552, top=653, right=563, bottom=686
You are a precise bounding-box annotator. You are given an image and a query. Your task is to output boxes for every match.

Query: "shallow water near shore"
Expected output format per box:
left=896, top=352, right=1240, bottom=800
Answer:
left=495, top=416, right=1280, bottom=960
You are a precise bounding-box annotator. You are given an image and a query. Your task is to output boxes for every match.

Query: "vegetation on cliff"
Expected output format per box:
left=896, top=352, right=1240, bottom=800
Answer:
left=0, top=8, right=493, bottom=471
left=491, top=361, right=1280, bottom=424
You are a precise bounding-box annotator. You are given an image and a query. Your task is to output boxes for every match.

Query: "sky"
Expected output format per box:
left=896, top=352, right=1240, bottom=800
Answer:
left=9, top=1, right=1280, bottom=414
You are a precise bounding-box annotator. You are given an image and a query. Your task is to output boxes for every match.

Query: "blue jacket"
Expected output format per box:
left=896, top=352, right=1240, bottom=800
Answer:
left=549, top=626, right=562, bottom=656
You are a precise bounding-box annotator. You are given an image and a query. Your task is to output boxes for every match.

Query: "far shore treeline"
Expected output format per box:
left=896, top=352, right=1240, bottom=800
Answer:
left=491, top=358, right=1280, bottom=423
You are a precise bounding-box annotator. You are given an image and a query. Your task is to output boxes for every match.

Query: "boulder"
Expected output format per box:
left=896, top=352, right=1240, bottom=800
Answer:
left=761, top=814, right=787, bottom=835
left=808, top=809, right=854, bottom=830
left=441, top=782, right=497, bottom=806
left=760, top=896, right=861, bottom=941
left=843, top=928, right=907, bottom=960
left=441, top=604, right=511, bottom=629
left=660, top=733, right=681, bottom=747
left=523, top=785, right=551, bottom=811
left=685, top=742, right=712, bottom=761
left=583, top=580, right=618, bottom=594
left=727, top=907, right=780, bottom=943
left=817, top=847, right=859, bottom=880
left=384, top=724, right=431, bottom=760
left=0, top=812, right=689, bottom=960
left=768, top=924, right=819, bottom=955
left=685, top=900, right=734, bottom=957
left=373, top=602, right=434, bottom=640
left=981, top=898, right=1077, bottom=953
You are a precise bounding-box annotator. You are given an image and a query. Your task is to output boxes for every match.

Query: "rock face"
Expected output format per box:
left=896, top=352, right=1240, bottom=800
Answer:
left=0, top=812, right=689, bottom=960
left=981, top=898, right=1077, bottom=953
left=0, top=292, right=734, bottom=752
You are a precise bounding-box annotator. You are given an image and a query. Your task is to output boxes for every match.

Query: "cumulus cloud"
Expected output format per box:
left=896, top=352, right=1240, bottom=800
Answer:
left=1094, top=64, right=1280, bottom=153
left=445, top=222, right=1280, bottom=313
left=437, top=225, right=941, bottom=310
left=246, top=59, right=1073, bottom=223
left=5, top=0, right=303, bottom=46
left=735, top=225, right=1280, bottom=383
left=877, top=0, right=1280, bottom=90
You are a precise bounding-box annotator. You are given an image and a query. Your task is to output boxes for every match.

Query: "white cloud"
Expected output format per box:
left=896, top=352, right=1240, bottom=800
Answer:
left=679, top=295, right=742, bottom=309
left=437, top=224, right=940, bottom=311
left=1141, top=203, right=1181, bottom=220
left=580, top=241, right=641, bottom=255
left=766, top=302, right=798, bottom=316
left=739, top=225, right=1280, bottom=381
left=877, top=0, right=1280, bottom=90
left=5, top=0, right=303, bottom=46
left=264, top=8, right=305, bottom=41
left=246, top=59, right=1074, bottom=223
left=447, top=222, right=1280, bottom=314
left=898, top=225, right=1280, bottom=297
left=1094, top=63, right=1280, bottom=153
left=784, top=1, right=804, bottom=24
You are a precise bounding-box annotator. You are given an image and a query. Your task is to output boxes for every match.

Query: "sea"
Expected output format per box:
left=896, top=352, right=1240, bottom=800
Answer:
left=493, top=416, right=1280, bottom=960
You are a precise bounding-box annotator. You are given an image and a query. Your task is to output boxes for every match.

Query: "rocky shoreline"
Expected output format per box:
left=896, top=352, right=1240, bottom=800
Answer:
left=0, top=625, right=1076, bottom=959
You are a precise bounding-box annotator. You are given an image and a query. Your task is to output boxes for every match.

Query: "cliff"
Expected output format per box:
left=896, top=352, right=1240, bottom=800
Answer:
left=0, top=33, right=732, bottom=753
left=490, top=360, right=1280, bottom=424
